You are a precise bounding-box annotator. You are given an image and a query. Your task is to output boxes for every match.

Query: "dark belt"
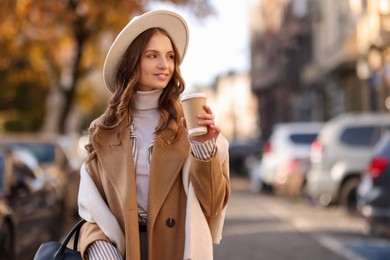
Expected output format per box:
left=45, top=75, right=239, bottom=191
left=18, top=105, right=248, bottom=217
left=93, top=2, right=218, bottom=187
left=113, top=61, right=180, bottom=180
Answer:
left=139, top=223, right=147, bottom=233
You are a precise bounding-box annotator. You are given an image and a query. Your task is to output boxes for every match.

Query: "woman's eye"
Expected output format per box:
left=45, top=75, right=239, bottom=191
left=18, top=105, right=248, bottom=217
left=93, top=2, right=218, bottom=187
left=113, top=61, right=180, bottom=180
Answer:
left=147, top=54, right=157, bottom=58
left=168, top=54, right=175, bottom=60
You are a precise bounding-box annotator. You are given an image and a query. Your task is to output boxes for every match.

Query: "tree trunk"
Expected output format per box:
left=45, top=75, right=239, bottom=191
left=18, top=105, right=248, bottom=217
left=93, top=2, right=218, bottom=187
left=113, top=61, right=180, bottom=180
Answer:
left=58, top=40, right=84, bottom=134
left=58, top=7, right=89, bottom=134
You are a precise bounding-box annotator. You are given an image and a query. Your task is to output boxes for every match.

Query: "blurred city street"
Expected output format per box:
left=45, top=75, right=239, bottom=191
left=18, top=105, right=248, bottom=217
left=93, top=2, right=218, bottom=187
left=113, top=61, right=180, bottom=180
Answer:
left=3, top=0, right=390, bottom=259
left=215, top=177, right=390, bottom=260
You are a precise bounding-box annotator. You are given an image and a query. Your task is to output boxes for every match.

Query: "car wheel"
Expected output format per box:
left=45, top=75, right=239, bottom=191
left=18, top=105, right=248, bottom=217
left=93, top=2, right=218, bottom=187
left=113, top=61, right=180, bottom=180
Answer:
left=0, top=221, right=15, bottom=260
left=339, top=177, right=360, bottom=214
left=301, top=182, right=312, bottom=203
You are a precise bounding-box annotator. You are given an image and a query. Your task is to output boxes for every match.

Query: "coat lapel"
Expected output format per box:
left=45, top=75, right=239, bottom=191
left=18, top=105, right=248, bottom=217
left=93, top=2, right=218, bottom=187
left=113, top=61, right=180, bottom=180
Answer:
left=94, top=120, right=137, bottom=207
left=148, top=130, right=190, bottom=226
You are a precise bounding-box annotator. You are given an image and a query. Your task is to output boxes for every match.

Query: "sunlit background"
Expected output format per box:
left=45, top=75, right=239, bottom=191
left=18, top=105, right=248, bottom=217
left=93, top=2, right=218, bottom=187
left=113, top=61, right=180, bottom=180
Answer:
left=2, top=0, right=390, bottom=259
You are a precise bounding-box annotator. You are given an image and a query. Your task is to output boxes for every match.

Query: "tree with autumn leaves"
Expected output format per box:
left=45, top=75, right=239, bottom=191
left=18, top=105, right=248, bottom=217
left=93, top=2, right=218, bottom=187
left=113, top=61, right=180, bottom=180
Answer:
left=0, top=0, right=212, bottom=134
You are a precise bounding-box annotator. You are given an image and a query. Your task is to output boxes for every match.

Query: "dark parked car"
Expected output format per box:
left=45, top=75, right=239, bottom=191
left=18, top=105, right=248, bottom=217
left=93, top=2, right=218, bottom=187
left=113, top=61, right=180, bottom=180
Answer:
left=357, top=133, right=390, bottom=237
left=229, top=140, right=263, bottom=176
left=0, top=147, right=63, bottom=259
left=0, top=135, right=80, bottom=223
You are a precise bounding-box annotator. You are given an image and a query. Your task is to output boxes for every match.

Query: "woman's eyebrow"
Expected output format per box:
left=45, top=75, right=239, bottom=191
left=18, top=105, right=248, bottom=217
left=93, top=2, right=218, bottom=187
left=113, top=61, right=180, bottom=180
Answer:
left=144, top=49, right=174, bottom=53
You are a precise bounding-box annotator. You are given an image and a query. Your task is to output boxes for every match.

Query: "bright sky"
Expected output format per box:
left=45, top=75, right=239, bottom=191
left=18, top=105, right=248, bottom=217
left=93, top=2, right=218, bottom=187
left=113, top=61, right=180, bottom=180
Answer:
left=148, top=0, right=253, bottom=90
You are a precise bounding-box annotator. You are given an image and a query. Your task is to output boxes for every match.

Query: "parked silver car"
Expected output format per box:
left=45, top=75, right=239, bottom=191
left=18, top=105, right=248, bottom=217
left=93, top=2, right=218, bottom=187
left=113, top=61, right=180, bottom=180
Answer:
left=306, top=113, right=390, bottom=212
left=260, top=122, right=324, bottom=191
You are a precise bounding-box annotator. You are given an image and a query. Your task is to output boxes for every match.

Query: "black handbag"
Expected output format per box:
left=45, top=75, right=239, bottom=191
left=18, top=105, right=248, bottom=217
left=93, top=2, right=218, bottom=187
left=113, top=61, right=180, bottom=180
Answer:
left=33, top=219, right=86, bottom=260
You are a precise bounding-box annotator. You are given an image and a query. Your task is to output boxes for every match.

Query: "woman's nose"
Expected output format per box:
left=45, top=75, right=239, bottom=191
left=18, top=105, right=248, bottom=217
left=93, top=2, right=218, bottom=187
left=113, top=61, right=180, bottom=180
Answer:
left=157, top=57, right=168, bottom=69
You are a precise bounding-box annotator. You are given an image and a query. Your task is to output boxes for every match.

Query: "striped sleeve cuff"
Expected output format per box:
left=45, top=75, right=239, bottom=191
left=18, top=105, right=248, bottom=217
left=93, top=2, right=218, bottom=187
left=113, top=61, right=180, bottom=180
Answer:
left=87, top=240, right=123, bottom=260
left=190, top=138, right=217, bottom=161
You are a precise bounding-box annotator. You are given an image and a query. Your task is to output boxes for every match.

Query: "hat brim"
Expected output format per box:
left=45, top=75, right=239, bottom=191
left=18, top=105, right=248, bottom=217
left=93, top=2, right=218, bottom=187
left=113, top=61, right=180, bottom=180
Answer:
left=103, top=10, right=189, bottom=93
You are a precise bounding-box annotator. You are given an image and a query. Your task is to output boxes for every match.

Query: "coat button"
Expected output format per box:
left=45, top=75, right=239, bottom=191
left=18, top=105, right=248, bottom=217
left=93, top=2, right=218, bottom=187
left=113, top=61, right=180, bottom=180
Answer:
left=166, top=218, right=176, bottom=228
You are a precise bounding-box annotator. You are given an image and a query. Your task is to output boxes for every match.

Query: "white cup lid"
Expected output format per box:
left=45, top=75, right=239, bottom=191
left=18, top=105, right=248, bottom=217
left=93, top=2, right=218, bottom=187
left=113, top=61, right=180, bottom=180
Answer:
left=180, top=93, right=207, bottom=102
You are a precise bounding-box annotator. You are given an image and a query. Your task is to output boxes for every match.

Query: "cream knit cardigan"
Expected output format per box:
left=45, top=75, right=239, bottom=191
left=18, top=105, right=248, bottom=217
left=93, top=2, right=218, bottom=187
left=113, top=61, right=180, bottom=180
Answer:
left=78, top=135, right=229, bottom=260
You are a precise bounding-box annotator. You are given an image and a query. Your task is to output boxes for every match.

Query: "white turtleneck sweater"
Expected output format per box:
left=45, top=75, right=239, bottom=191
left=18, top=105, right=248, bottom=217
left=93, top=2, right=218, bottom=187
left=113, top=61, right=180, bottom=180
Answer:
left=132, top=89, right=162, bottom=215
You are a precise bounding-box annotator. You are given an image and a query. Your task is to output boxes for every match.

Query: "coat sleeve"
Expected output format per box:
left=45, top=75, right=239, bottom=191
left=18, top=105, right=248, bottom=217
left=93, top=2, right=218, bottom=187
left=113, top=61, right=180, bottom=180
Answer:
left=189, top=135, right=230, bottom=218
left=80, top=223, right=112, bottom=259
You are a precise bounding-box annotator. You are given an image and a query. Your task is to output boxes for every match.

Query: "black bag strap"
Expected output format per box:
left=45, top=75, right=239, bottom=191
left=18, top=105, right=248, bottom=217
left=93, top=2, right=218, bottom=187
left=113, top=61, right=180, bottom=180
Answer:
left=54, top=219, right=86, bottom=260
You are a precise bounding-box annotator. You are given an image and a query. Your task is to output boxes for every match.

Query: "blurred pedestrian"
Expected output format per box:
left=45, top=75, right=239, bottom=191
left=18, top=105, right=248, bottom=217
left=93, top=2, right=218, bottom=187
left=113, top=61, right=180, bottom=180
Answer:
left=77, top=9, right=230, bottom=260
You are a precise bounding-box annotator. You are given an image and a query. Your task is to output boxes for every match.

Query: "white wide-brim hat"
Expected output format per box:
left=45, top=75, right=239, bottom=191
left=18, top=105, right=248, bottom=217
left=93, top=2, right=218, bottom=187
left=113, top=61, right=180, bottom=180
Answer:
left=103, top=9, right=189, bottom=93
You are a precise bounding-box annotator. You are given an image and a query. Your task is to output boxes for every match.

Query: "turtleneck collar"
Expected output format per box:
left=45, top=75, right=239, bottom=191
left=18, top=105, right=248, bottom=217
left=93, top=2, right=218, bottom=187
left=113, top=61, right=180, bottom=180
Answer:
left=134, top=89, right=163, bottom=110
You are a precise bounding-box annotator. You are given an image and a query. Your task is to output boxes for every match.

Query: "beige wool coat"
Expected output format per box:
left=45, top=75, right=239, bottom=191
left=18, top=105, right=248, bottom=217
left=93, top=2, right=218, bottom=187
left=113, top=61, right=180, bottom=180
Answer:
left=79, top=117, right=230, bottom=260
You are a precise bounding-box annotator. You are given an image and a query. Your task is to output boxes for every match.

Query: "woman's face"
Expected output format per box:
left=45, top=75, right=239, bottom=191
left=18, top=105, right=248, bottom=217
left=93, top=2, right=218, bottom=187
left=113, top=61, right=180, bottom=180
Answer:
left=138, top=31, right=175, bottom=91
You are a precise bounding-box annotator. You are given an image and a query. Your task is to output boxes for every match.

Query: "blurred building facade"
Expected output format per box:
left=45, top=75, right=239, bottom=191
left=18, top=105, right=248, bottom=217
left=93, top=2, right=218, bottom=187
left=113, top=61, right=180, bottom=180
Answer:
left=200, top=72, right=260, bottom=143
left=302, top=0, right=360, bottom=118
left=250, top=0, right=314, bottom=139
left=250, top=0, right=390, bottom=140
left=354, top=0, right=390, bottom=111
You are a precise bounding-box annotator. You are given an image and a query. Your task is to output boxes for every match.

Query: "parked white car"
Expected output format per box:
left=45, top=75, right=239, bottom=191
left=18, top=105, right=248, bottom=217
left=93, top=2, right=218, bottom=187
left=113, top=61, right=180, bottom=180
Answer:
left=306, top=113, right=390, bottom=212
left=260, top=122, right=324, bottom=191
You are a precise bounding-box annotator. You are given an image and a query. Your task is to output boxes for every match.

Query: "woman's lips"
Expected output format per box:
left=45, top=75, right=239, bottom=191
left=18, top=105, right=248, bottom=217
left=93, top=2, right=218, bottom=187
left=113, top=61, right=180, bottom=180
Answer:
left=155, top=73, right=169, bottom=80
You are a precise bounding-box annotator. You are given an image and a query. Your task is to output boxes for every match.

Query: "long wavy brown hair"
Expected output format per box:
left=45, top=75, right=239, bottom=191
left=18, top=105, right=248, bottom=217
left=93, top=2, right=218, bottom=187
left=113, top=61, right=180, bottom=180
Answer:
left=86, top=28, right=185, bottom=159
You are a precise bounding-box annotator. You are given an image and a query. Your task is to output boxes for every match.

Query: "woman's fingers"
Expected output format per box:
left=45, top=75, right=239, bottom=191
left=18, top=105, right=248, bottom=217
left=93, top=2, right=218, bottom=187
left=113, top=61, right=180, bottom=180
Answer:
left=183, top=105, right=221, bottom=142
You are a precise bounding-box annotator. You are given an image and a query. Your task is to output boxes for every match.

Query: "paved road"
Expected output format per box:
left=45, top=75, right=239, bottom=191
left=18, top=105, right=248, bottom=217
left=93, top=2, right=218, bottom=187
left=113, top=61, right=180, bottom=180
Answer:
left=26, top=177, right=389, bottom=260
left=214, top=177, right=390, bottom=260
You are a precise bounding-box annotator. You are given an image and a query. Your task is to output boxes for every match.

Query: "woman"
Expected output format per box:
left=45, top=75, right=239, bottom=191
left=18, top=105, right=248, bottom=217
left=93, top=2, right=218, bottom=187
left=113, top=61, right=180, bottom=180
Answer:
left=78, top=9, right=230, bottom=260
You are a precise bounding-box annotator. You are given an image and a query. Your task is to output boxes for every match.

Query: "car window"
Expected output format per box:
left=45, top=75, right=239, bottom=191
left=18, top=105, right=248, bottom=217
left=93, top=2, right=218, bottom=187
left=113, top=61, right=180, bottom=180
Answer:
left=11, top=143, right=55, bottom=164
left=289, top=134, right=318, bottom=145
left=377, top=136, right=390, bottom=156
left=340, top=126, right=380, bottom=147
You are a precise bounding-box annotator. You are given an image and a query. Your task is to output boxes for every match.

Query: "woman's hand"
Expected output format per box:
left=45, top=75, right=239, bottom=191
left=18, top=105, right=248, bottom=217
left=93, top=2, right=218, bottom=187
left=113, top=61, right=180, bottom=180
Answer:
left=181, top=105, right=220, bottom=143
